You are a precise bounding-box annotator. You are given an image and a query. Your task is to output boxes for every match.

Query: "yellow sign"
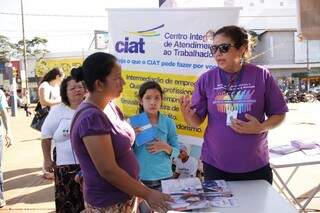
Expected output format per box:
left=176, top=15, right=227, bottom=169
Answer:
left=35, top=58, right=83, bottom=77
left=116, top=70, right=206, bottom=138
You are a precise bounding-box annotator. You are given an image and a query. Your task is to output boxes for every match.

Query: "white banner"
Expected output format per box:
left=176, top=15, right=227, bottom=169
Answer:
left=109, top=8, right=240, bottom=147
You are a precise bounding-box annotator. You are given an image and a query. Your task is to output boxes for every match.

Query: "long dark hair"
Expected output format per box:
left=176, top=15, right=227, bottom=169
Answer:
left=71, top=52, right=116, bottom=92
left=41, top=67, right=63, bottom=83
left=138, top=81, right=163, bottom=113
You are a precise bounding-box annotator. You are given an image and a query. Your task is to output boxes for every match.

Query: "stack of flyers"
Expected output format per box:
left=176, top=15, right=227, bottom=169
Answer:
left=202, top=180, right=239, bottom=208
left=161, top=178, right=239, bottom=210
left=161, top=178, right=209, bottom=211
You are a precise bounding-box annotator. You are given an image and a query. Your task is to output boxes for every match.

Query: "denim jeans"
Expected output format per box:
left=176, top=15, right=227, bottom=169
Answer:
left=0, top=135, right=4, bottom=200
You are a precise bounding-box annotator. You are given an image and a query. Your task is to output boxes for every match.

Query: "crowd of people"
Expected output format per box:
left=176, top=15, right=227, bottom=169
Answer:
left=0, top=25, right=288, bottom=212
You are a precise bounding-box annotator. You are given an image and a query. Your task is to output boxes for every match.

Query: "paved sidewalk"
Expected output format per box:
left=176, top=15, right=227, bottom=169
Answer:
left=2, top=109, right=54, bottom=212
left=0, top=104, right=319, bottom=212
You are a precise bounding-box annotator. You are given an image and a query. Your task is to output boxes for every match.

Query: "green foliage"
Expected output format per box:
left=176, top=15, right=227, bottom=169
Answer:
left=14, top=36, right=49, bottom=60
left=248, top=30, right=259, bottom=49
left=0, top=35, right=15, bottom=62
left=34, top=59, right=49, bottom=77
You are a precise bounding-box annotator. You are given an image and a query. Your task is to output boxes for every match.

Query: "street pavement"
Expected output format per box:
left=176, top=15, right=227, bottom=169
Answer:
left=0, top=103, right=319, bottom=212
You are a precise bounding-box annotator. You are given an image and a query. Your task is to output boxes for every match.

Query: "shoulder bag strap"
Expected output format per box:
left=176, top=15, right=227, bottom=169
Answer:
left=70, top=104, right=95, bottom=165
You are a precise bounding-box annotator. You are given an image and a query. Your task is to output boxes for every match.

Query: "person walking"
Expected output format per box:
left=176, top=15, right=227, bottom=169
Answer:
left=0, top=89, right=13, bottom=208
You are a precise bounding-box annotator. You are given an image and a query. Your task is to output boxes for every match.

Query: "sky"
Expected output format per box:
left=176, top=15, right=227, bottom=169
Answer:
left=0, top=0, right=224, bottom=53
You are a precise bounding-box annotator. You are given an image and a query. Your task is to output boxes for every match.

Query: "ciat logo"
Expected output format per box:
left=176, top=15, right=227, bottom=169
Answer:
left=115, top=37, right=145, bottom=53
left=115, top=24, right=164, bottom=54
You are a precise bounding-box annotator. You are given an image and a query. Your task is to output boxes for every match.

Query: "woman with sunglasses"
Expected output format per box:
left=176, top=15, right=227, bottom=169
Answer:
left=180, top=25, right=288, bottom=184
left=70, top=52, right=171, bottom=212
left=41, top=76, right=86, bottom=212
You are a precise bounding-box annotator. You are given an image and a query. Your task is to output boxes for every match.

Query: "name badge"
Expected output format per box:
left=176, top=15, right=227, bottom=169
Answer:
left=226, top=109, right=238, bottom=126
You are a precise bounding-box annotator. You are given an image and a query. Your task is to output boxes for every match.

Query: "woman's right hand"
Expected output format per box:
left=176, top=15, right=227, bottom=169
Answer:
left=43, top=159, right=54, bottom=173
left=179, top=95, right=196, bottom=120
left=145, top=189, right=172, bottom=213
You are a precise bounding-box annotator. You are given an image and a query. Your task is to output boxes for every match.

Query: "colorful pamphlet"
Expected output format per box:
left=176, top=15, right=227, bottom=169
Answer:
left=161, top=178, right=238, bottom=211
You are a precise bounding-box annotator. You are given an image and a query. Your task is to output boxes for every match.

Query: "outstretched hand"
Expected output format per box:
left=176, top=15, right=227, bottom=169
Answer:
left=146, top=189, right=172, bottom=213
left=230, top=113, right=265, bottom=134
left=179, top=95, right=196, bottom=120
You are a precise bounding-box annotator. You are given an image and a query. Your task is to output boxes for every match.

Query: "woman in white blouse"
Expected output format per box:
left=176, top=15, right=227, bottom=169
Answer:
left=41, top=76, right=86, bottom=212
left=38, top=68, right=64, bottom=179
left=38, top=67, right=64, bottom=107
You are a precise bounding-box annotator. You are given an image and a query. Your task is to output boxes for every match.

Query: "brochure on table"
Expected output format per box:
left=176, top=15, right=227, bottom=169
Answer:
left=270, top=139, right=320, bottom=155
left=161, top=178, right=238, bottom=211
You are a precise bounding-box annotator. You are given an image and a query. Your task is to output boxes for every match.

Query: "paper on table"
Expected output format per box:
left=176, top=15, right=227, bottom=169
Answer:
left=269, top=144, right=300, bottom=155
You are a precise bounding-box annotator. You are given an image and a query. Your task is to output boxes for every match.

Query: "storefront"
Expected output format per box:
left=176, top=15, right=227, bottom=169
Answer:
left=291, top=69, right=320, bottom=90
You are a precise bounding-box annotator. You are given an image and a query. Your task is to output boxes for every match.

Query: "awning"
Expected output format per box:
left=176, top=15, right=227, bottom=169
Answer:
left=292, top=69, right=320, bottom=78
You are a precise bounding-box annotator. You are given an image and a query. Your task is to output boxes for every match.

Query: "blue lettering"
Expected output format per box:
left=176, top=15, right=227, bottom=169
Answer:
left=147, top=60, right=160, bottom=65
left=115, top=41, right=125, bottom=52
left=115, top=37, right=145, bottom=53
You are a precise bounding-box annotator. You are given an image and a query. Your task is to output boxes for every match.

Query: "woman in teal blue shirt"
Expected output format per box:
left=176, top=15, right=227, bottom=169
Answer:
left=132, top=81, right=179, bottom=190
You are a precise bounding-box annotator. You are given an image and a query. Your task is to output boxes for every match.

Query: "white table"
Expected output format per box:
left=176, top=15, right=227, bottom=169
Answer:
left=270, top=151, right=320, bottom=211
left=193, top=180, right=297, bottom=213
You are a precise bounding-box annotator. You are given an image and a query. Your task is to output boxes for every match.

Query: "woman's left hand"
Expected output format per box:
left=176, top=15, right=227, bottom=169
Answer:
left=74, top=172, right=84, bottom=192
left=5, top=134, right=13, bottom=148
left=147, top=140, right=170, bottom=154
left=230, top=113, right=265, bottom=134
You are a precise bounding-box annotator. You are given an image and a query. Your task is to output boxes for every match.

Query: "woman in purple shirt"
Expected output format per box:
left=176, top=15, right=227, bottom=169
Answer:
left=180, top=26, right=288, bottom=184
left=70, top=52, right=171, bottom=212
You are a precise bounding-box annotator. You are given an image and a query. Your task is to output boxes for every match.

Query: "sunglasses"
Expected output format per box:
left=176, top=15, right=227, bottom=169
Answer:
left=210, top=43, right=235, bottom=55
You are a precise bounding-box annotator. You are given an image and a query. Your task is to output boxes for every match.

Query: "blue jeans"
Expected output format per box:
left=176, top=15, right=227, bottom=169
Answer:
left=0, top=136, right=4, bottom=200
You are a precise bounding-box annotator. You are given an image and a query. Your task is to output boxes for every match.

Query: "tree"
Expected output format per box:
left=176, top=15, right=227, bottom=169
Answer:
left=248, top=30, right=259, bottom=50
left=0, top=35, right=15, bottom=62
left=14, top=36, right=49, bottom=77
left=14, top=36, right=49, bottom=60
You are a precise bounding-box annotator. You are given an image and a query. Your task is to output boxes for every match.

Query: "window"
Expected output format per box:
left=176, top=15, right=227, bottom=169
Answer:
left=280, top=1, right=284, bottom=6
left=260, top=0, right=264, bottom=3
left=250, top=2, right=254, bottom=6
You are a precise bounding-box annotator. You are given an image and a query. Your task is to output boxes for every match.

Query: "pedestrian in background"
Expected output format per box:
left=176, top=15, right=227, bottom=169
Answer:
left=0, top=88, right=13, bottom=208
left=38, top=68, right=64, bottom=179
left=38, top=67, right=64, bottom=107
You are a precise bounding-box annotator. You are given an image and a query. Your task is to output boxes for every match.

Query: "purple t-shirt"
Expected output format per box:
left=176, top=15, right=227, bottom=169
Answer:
left=70, top=102, right=139, bottom=208
left=192, top=63, right=288, bottom=173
